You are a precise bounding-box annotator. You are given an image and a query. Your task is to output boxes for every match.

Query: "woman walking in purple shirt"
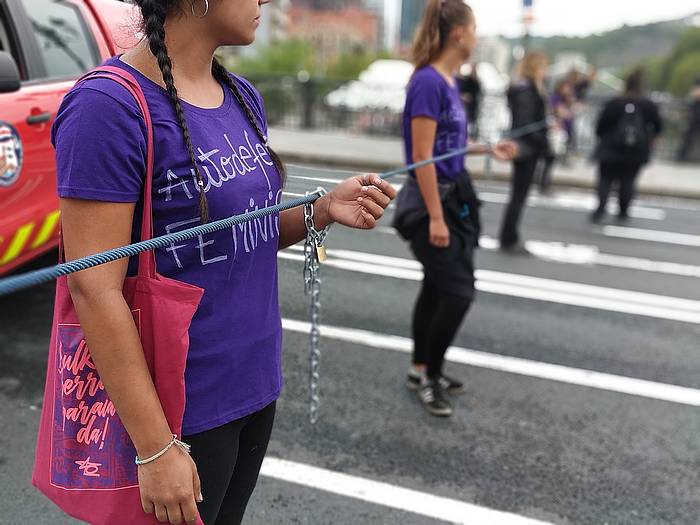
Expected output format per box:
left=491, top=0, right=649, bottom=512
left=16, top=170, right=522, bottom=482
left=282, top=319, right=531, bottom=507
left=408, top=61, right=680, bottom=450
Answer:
left=51, top=1, right=395, bottom=523
left=394, top=0, right=517, bottom=417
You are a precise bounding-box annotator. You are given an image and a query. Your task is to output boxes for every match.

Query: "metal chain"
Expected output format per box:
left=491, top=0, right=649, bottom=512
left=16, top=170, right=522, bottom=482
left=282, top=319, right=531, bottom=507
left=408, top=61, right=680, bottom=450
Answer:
left=303, top=188, right=330, bottom=424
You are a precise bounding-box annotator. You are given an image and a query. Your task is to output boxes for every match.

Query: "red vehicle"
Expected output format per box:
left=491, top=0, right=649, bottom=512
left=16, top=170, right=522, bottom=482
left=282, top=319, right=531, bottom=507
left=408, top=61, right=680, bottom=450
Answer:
left=0, top=0, right=138, bottom=276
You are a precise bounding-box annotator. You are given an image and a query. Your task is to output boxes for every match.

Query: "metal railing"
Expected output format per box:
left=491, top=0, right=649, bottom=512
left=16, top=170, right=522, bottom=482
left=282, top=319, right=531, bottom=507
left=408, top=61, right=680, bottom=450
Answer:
left=246, top=73, right=699, bottom=162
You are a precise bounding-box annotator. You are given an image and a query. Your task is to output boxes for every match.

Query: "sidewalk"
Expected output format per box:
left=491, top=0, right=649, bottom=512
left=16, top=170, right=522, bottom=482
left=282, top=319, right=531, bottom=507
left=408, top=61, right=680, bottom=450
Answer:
left=270, top=128, right=700, bottom=199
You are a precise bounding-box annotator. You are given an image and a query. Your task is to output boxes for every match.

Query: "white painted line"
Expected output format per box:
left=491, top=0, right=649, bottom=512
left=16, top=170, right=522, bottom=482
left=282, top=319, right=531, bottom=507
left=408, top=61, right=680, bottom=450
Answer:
left=375, top=227, right=700, bottom=278
left=288, top=178, right=664, bottom=219
left=279, top=248, right=700, bottom=324
left=289, top=174, right=351, bottom=185
left=282, top=318, right=700, bottom=408
left=477, top=192, right=666, bottom=221
left=288, top=174, right=403, bottom=192
left=261, top=457, right=552, bottom=525
left=603, top=226, right=700, bottom=247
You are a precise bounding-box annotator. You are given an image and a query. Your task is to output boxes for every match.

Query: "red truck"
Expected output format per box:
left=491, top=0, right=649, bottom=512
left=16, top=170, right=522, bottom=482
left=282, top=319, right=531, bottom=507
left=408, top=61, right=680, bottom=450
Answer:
left=0, top=0, right=138, bottom=276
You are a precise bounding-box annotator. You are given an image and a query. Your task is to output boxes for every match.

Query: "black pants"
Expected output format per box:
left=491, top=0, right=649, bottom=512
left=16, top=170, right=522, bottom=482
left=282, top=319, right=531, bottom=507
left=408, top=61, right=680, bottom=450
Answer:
left=677, top=121, right=699, bottom=162
left=595, top=162, right=642, bottom=217
left=499, top=156, right=539, bottom=247
left=412, top=277, right=472, bottom=379
left=184, top=401, right=276, bottom=525
left=536, top=154, right=556, bottom=193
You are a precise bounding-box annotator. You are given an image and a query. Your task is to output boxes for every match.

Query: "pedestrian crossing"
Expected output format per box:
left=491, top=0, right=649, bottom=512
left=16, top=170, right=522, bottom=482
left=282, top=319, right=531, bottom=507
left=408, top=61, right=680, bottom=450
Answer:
left=264, top=164, right=700, bottom=524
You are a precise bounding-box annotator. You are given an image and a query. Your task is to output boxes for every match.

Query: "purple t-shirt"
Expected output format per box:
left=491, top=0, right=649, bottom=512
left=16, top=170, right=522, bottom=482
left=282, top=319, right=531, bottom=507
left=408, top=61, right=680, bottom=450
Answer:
left=52, top=57, right=283, bottom=435
left=403, top=66, right=468, bottom=180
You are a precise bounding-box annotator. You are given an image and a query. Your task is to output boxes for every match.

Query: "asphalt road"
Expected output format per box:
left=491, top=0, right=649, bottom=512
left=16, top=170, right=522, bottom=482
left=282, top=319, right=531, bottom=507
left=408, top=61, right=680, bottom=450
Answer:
left=1, top=166, right=699, bottom=525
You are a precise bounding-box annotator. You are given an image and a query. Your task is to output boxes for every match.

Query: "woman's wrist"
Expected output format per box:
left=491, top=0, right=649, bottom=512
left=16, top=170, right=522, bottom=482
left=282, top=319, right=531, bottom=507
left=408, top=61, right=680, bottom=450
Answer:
left=314, top=194, right=334, bottom=230
left=134, top=428, right=178, bottom=460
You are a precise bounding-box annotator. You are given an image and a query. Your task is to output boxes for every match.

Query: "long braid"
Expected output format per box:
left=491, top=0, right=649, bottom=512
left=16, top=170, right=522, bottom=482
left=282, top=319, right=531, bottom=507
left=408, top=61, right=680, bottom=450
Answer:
left=211, top=58, right=287, bottom=184
left=139, top=0, right=210, bottom=223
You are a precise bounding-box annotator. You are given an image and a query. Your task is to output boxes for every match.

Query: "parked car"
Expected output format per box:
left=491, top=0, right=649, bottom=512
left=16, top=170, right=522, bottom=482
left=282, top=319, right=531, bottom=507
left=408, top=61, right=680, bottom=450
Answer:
left=0, top=0, right=138, bottom=276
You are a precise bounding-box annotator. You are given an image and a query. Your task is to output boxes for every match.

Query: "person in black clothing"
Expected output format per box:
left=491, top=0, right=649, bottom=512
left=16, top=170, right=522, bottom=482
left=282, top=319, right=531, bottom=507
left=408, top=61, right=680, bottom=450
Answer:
left=676, top=78, right=700, bottom=163
left=499, top=51, right=550, bottom=254
left=457, top=63, right=482, bottom=139
left=591, top=69, right=662, bottom=223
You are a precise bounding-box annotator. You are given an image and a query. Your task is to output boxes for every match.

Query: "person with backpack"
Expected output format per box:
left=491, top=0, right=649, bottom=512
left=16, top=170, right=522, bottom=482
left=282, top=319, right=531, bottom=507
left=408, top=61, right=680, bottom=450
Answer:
left=44, top=1, right=396, bottom=524
left=591, top=69, right=662, bottom=223
left=394, top=0, right=517, bottom=417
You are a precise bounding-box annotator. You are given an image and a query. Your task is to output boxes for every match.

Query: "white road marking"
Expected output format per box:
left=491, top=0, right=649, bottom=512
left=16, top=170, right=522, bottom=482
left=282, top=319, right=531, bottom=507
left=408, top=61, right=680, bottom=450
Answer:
left=279, top=248, right=700, bottom=324
left=282, top=318, right=700, bottom=408
left=478, top=192, right=665, bottom=220
left=375, top=227, right=700, bottom=278
left=261, top=457, right=552, bottom=525
left=287, top=174, right=666, bottom=220
left=602, top=226, right=700, bottom=247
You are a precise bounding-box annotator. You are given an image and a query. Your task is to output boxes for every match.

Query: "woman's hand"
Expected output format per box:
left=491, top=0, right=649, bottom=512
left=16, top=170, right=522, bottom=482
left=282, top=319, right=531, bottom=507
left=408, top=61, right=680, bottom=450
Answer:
left=139, top=446, right=202, bottom=524
left=321, top=173, right=397, bottom=229
left=491, top=140, right=519, bottom=162
left=429, top=217, right=450, bottom=248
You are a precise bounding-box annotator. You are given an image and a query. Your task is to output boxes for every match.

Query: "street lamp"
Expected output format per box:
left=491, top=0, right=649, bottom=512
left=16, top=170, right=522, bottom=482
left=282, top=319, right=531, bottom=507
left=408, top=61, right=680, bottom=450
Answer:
left=522, top=0, right=535, bottom=51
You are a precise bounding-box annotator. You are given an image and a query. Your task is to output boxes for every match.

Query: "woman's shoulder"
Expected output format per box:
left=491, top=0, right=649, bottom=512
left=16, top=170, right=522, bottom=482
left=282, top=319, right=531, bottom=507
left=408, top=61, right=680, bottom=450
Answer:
left=53, top=74, right=147, bottom=150
left=228, top=72, right=266, bottom=118
left=62, top=75, right=144, bottom=119
left=410, top=66, right=443, bottom=87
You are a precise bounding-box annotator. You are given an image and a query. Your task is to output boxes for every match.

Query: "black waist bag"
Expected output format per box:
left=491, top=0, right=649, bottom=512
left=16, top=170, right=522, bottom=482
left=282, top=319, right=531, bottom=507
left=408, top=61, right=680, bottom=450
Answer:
left=392, top=171, right=481, bottom=245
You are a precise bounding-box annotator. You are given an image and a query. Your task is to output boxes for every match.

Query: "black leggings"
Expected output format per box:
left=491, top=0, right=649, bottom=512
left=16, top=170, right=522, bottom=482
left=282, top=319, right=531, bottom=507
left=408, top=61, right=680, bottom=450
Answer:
left=412, top=278, right=472, bottom=379
left=499, top=156, right=539, bottom=247
left=184, top=401, right=276, bottom=525
left=596, top=161, right=642, bottom=217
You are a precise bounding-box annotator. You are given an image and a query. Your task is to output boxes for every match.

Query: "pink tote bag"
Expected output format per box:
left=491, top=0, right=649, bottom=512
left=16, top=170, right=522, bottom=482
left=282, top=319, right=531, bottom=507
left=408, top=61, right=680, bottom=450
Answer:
left=32, top=66, right=205, bottom=525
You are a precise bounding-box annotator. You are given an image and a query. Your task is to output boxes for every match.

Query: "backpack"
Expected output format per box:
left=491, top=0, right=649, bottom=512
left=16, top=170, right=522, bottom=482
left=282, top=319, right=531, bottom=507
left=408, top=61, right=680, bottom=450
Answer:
left=612, top=102, right=649, bottom=153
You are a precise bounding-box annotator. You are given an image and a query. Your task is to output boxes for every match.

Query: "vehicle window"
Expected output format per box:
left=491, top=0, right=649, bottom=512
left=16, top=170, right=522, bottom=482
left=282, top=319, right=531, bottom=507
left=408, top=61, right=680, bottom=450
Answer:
left=0, top=15, right=9, bottom=52
left=0, top=4, right=25, bottom=79
left=20, top=0, right=98, bottom=79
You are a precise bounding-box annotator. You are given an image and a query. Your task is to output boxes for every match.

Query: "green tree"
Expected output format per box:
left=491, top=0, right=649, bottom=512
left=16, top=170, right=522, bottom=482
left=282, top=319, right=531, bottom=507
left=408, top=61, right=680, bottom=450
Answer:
left=668, top=51, right=700, bottom=96
left=234, top=40, right=318, bottom=76
left=659, top=27, right=700, bottom=88
left=326, top=50, right=391, bottom=79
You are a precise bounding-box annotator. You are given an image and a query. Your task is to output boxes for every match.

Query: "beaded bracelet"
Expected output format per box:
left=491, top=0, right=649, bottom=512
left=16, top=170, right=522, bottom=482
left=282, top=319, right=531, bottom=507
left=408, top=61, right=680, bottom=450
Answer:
left=135, top=434, right=191, bottom=466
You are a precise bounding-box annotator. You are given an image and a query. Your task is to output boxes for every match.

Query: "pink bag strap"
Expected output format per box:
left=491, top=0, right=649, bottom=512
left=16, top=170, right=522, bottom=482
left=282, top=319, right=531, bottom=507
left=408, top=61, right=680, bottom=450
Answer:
left=75, top=65, right=156, bottom=278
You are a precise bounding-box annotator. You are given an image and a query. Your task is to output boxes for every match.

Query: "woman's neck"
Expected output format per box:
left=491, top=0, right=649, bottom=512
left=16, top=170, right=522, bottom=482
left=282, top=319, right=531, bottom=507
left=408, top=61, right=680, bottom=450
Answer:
left=431, top=49, right=463, bottom=86
left=122, top=19, right=223, bottom=107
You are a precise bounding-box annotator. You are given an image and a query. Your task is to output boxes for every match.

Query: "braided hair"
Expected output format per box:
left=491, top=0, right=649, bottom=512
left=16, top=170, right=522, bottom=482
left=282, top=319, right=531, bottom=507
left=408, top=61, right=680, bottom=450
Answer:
left=211, top=58, right=287, bottom=182
left=135, top=0, right=285, bottom=224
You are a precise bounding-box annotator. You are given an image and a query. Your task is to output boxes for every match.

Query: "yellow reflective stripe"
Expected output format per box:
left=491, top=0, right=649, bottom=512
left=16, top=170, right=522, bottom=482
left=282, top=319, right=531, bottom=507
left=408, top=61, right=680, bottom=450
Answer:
left=31, top=210, right=61, bottom=249
left=0, top=223, right=35, bottom=265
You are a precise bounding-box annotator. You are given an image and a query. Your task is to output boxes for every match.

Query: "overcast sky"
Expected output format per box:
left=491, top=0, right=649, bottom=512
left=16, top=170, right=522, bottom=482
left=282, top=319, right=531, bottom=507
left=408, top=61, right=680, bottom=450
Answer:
left=385, top=0, right=700, bottom=39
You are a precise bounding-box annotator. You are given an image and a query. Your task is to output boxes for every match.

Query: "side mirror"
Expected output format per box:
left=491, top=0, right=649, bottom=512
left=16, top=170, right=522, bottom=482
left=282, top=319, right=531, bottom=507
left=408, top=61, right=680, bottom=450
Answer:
left=0, top=51, right=20, bottom=94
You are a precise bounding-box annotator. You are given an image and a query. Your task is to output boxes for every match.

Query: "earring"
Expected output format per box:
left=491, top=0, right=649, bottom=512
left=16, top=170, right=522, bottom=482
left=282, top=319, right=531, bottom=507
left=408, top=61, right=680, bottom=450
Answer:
left=191, top=0, right=209, bottom=18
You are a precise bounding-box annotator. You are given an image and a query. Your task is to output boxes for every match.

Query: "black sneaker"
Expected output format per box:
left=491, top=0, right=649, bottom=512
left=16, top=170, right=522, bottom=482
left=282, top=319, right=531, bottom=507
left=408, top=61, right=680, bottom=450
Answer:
left=590, top=210, right=604, bottom=224
left=406, top=369, right=424, bottom=391
left=499, top=241, right=530, bottom=256
left=416, top=380, right=453, bottom=417
left=438, top=374, right=465, bottom=395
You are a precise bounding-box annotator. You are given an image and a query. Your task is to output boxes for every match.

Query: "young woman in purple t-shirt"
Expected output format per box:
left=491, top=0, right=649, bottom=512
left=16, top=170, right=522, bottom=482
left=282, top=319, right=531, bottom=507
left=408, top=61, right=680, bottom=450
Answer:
left=52, top=1, right=395, bottom=523
left=396, top=0, right=517, bottom=417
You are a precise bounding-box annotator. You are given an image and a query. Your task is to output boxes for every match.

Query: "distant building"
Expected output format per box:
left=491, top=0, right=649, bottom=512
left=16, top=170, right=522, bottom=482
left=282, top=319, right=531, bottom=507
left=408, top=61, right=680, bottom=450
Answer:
left=258, top=0, right=290, bottom=45
left=399, top=0, right=426, bottom=49
left=291, top=0, right=362, bottom=8
left=287, top=6, right=380, bottom=63
left=242, top=0, right=290, bottom=56
left=363, top=0, right=386, bottom=51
